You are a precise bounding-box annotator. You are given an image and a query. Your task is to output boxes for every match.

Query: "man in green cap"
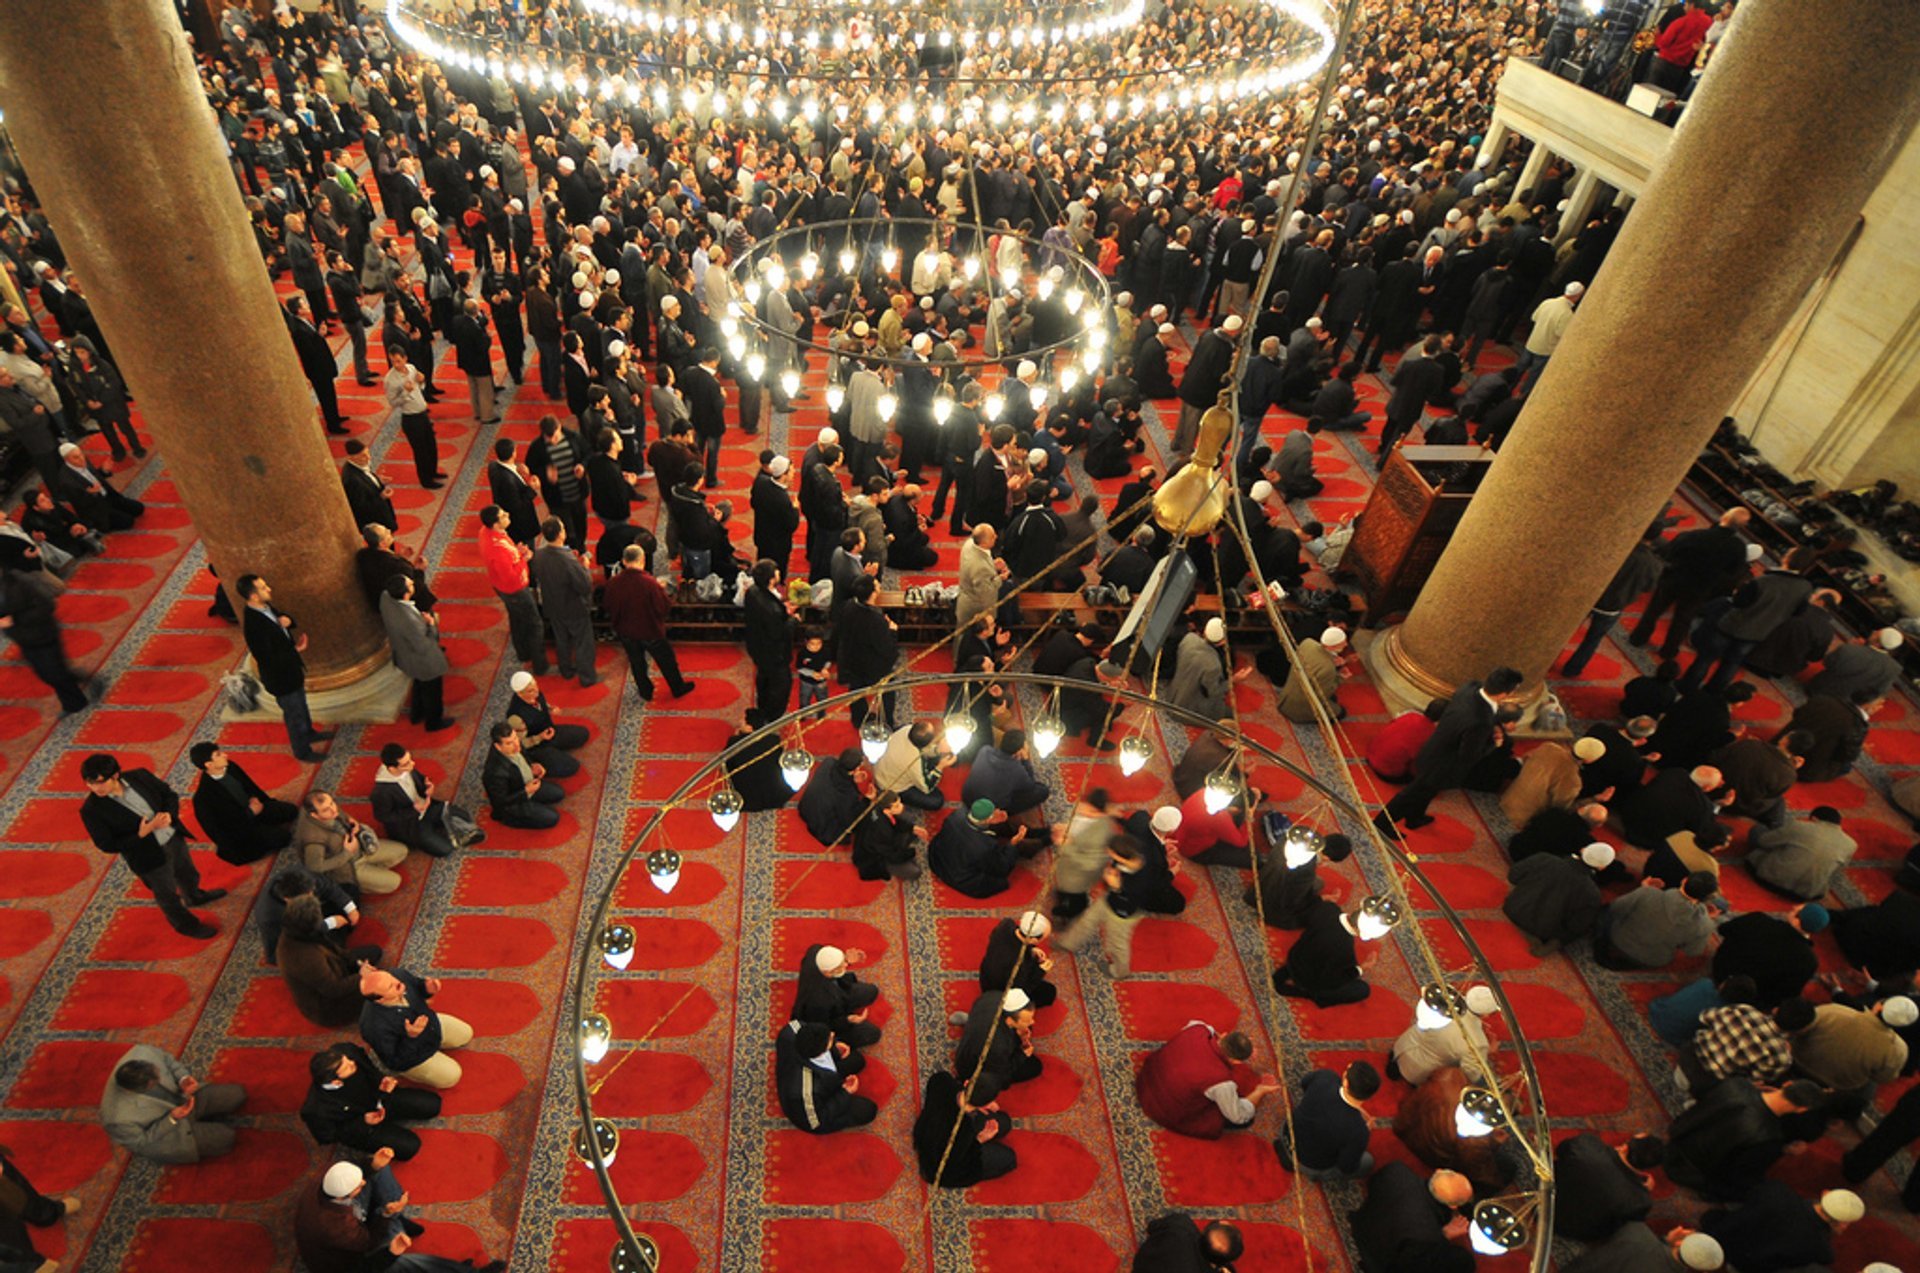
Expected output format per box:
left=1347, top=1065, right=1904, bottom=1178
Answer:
left=928, top=799, right=1028, bottom=898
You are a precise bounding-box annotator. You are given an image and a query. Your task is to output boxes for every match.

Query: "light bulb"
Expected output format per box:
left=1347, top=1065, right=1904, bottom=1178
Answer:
left=647, top=846, right=682, bottom=895
left=1118, top=734, right=1153, bottom=776
left=1282, top=824, right=1323, bottom=869
left=877, top=392, right=897, bottom=419
left=1036, top=275, right=1055, bottom=301
left=1416, top=982, right=1465, bottom=1032
left=1469, top=1201, right=1526, bottom=1256
left=838, top=249, right=856, bottom=275
left=599, top=922, right=635, bottom=971
left=933, top=395, right=953, bottom=425
left=799, top=253, right=819, bottom=281
left=708, top=785, right=743, bottom=832
left=826, top=383, right=845, bottom=414
left=1202, top=770, right=1240, bottom=815
left=860, top=717, right=891, bottom=762
left=719, top=316, right=739, bottom=339
left=1000, top=269, right=1020, bottom=293
left=1454, top=1086, right=1506, bottom=1139
left=575, top=1117, right=620, bottom=1168
left=943, top=713, right=976, bottom=754
left=982, top=392, right=1004, bottom=420
left=579, top=1012, right=612, bottom=1064
left=881, top=247, right=899, bottom=273
left=780, top=369, right=801, bottom=399
left=1028, top=385, right=1047, bottom=410
left=1355, top=894, right=1402, bottom=941
left=1059, top=367, right=1079, bottom=393
left=1031, top=712, right=1065, bottom=758
left=744, top=280, right=761, bottom=305
left=780, top=747, right=813, bottom=791
left=727, top=335, right=747, bottom=361
left=745, top=352, right=766, bottom=382
left=962, top=257, right=980, bottom=280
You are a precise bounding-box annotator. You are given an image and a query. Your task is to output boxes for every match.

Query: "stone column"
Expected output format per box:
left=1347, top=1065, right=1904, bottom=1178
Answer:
left=1513, top=141, right=1552, bottom=202
left=1552, top=170, right=1604, bottom=246
left=1369, top=0, right=1920, bottom=704
left=0, top=0, right=389, bottom=690
left=1476, top=118, right=1512, bottom=171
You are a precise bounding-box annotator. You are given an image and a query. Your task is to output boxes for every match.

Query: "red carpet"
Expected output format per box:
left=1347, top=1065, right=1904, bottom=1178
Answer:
left=0, top=1121, right=112, bottom=1193
left=454, top=856, right=571, bottom=907
left=967, top=1131, right=1100, bottom=1204
left=126, top=1220, right=276, bottom=1273
left=1527, top=1050, right=1633, bottom=1117
left=50, top=969, right=190, bottom=1030
left=1128, top=919, right=1221, bottom=973
left=764, top=1130, right=902, bottom=1204
left=552, top=1221, right=699, bottom=1273
left=615, top=859, right=729, bottom=909
left=1116, top=982, right=1244, bottom=1040
left=590, top=1052, right=714, bottom=1118
left=771, top=917, right=890, bottom=968
left=769, top=858, right=886, bottom=910
left=1154, top=1131, right=1292, bottom=1205
left=7, top=1041, right=133, bottom=1108
left=150, top=1130, right=309, bottom=1204
left=973, top=1220, right=1122, bottom=1271
left=435, top=915, right=557, bottom=969
left=434, top=1051, right=528, bottom=1116
left=589, top=981, right=719, bottom=1039
left=561, top=1131, right=705, bottom=1204
left=401, top=1130, right=510, bottom=1205
left=763, top=1219, right=905, bottom=1271
left=0, top=909, right=52, bottom=960
left=993, top=1057, right=1085, bottom=1117
left=207, top=1046, right=322, bottom=1111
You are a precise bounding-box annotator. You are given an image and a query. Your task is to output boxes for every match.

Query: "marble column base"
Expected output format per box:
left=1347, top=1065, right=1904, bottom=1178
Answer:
left=223, top=659, right=412, bottom=726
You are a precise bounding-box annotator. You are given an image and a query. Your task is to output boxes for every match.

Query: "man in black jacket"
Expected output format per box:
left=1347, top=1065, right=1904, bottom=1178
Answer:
left=799, top=749, right=866, bottom=848
left=751, top=453, right=800, bottom=571
left=743, top=560, right=796, bottom=726
left=801, top=443, right=849, bottom=583
left=481, top=722, right=565, bottom=830
left=1129, top=1212, right=1243, bottom=1271
left=837, top=575, right=900, bottom=731
left=284, top=294, right=347, bottom=433
left=339, top=439, right=397, bottom=532
left=238, top=572, right=331, bottom=762
left=448, top=297, right=500, bottom=424
left=1377, top=334, right=1446, bottom=463
left=1378, top=667, right=1525, bottom=834
left=1629, top=508, right=1753, bottom=658
left=188, top=741, right=297, bottom=865
left=1348, top=1163, right=1475, bottom=1273
left=80, top=753, right=223, bottom=938
left=0, top=566, right=89, bottom=713
left=487, top=438, right=543, bottom=547
left=300, top=1042, right=442, bottom=1162
left=681, top=346, right=728, bottom=488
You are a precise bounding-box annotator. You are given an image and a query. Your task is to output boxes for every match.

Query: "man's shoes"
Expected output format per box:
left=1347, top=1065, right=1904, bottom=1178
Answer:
left=1403, top=814, right=1435, bottom=829
left=311, top=730, right=337, bottom=742
left=176, top=920, right=219, bottom=939
left=423, top=480, right=445, bottom=490
left=1371, top=811, right=1403, bottom=842
left=188, top=888, right=229, bottom=904
left=295, top=750, right=325, bottom=762
left=578, top=675, right=598, bottom=687
left=326, top=424, right=351, bottom=435
left=426, top=718, right=457, bottom=732
left=133, top=446, right=148, bottom=457
left=433, top=471, right=450, bottom=479
left=671, top=682, right=697, bottom=698
left=357, top=376, right=379, bottom=386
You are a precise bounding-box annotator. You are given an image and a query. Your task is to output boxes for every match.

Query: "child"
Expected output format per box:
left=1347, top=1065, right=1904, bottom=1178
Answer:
left=796, top=627, right=832, bottom=715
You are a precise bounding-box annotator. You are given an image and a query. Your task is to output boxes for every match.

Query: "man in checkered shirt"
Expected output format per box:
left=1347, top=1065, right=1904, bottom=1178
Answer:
left=1682, top=997, right=1816, bottom=1090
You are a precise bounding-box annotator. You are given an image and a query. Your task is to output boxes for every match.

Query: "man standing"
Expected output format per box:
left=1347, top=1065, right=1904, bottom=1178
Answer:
left=239, top=572, right=331, bottom=761
left=81, top=753, right=224, bottom=939
left=340, top=438, right=398, bottom=531
left=380, top=575, right=454, bottom=731
left=286, top=294, right=348, bottom=434
left=486, top=439, right=542, bottom=547
left=681, top=346, right=728, bottom=488
left=530, top=518, right=596, bottom=686
left=1630, top=508, right=1753, bottom=657
left=1514, top=282, right=1582, bottom=393
left=449, top=298, right=501, bottom=425
left=1377, top=667, right=1525, bottom=834
left=382, top=346, right=442, bottom=489
left=601, top=543, right=695, bottom=701
left=743, top=560, right=796, bottom=725
left=0, top=564, right=90, bottom=713
left=100, top=1044, right=247, bottom=1163
left=478, top=506, right=547, bottom=673
left=751, top=453, right=800, bottom=573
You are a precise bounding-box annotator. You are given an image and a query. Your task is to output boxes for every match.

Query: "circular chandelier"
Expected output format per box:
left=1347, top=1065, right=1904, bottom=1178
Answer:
left=382, top=0, right=1337, bottom=128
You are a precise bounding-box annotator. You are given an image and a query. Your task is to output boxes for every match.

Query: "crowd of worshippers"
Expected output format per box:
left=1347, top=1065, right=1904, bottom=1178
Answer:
left=68, top=732, right=518, bottom=1272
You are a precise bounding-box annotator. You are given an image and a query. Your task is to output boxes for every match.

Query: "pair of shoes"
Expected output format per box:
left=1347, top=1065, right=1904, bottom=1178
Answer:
left=425, top=718, right=457, bottom=732
left=1371, top=811, right=1403, bottom=841
left=295, top=749, right=326, bottom=762
left=1402, top=813, right=1435, bottom=829
left=578, top=675, right=598, bottom=687
left=133, top=445, right=149, bottom=457
left=176, top=919, right=219, bottom=939
left=109, top=450, right=128, bottom=463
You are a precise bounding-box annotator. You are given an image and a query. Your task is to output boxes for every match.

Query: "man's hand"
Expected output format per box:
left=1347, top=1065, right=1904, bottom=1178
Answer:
left=379, top=1076, right=399, bottom=1093
left=844, top=1075, right=860, bottom=1093
left=531, top=762, right=546, bottom=778
left=364, top=1107, right=387, bottom=1125
left=178, top=1075, right=200, bottom=1096
left=424, top=977, right=442, bottom=996
left=834, top=1041, right=851, bottom=1058
left=294, top=633, right=309, bottom=652
left=847, top=1008, right=868, bottom=1023
left=524, top=779, right=543, bottom=796
left=248, top=797, right=265, bottom=814
left=404, top=1015, right=430, bottom=1037
left=383, top=1191, right=410, bottom=1216
left=169, top=1097, right=195, bottom=1121
left=389, top=1234, right=412, bottom=1256
left=843, top=948, right=866, bottom=965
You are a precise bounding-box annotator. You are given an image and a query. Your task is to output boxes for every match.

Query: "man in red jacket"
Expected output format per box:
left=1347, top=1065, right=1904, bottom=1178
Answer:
left=478, top=505, right=547, bottom=674
left=1136, top=1021, right=1280, bottom=1139
left=1367, top=699, right=1447, bottom=784
left=1652, top=0, right=1713, bottom=93
left=601, top=542, right=696, bottom=701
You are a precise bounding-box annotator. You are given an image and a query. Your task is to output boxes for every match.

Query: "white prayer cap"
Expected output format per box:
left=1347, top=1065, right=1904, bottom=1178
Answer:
left=1148, top=304, right=1168, bottom=319
left=852, top=321, right=870, bottom=337
left=577, top=290, right=597, bottom=309
left=1001, top=987, right=1032, bottom=1013
left=1677, top=1234, right=1724, bottom=1270
left=558, top=156, right=576, bottom=173
left=840, top=138, right=855, bottom=151
left=1157, top=323, right=1176, bottom=335
left=1368, top=139, right=1382, bottom=154
left=58, top=442, right=83, bottom=457
left=571, top=271, right=590, bottom=289
left=1821, top=1189, right=1866, bottom=1223
left=1115, top=291, right=1134, bottom=307
left=912, top=333, right=932, bottom=353
left=1027, top=448, right=1048, bottom=469
left=1745, top=543, right=1765, bottom=562
left=818, top=427, right=839, bottom=445
left=1204, top=618, right=1227, bottom=645
left=604, top=268, right=620, bottom=285
left=1463, top=985, right=1498, bottom=1016
left=1565, top=281, right=1585, bottom=298
left=1151, top=806, right=1184, bottom=834
left=1305, top=317, right=1324, bottom=331
left=814, top=945, right=846, bottom=974
left=323, top=1162, right=365, bottom=1198
left=1862, top=1265, right=1904, bottom=1273
left=1883, top=996, right=1919, bottom=1028
left=1016, top=360, right=1037, bottom=380
left=479, top=163, right=495, bottom=179
left=1399, top=209, right=1415, bottom=224
left=1320, top=627, right=1348, bottom=650
left=1572, top=736, right=1606, bottom=762
left=1220, top=315, right=1244, bottom=333
left=1241, top=219, right=1256, bottom=233
left=1877, top=627, right=1905, bottom=650
left=767, top=456, right=791, bottom=477
left=1017, top=911, right=1051, bottom=939
left=508, top=198, right=524, bottom=212
left=1581, top=842, right=1617, bottom=870
left=1445, top=208, right=1462, bottom=224
left=510, top=671, right=536, bottom=692
left=1249, top=480, right=1275, bottom=503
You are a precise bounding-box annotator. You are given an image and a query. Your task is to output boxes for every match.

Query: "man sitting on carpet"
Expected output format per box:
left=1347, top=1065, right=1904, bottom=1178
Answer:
left=300, top=1042, right=442, bottom=1163
left=978, top=911, right=1058, bottom=1010
left=775, top=1021, right=877, bottom=1134
left=296, top=1159, right=505, bottom=1273
left=187, top=739, right=298, bottom=864
left=953, top=987, right=1042, bottom=1105
left=370, top=744, right=482, bottom=858
left=1129, top=1213, right=1244, bottom=1270
left=504, top=670, right=589, bottom=779
left=791, top=944, right=882, bottom=1050
left=1136, top=1021, right=1279, bottom=1139
left=358, top=965, right=475, bottom=1091
left=481, top=721, right=566, bottom=830
left=929, top=799, right=1031, bottom=898
left=100, top=1044, right=247, bottom=1164
left=798, top=748, right=866, bottom=847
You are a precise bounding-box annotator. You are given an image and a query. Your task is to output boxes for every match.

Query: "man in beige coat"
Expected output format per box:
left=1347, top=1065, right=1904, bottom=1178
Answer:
left=1500, top=736, right=1606, bottom=827
left=956, top=525, right=1005, bottom=633
left=1278, top=628, right=1348, bottom=723
left=293, top=790, right=410, bottom=895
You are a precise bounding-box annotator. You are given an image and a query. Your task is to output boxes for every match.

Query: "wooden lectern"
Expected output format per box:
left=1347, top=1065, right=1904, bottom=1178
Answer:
left=1345, top=445, right=1495, bottom=620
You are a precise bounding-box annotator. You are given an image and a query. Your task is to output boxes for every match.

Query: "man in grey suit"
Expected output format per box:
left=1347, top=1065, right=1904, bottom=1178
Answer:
left=100, top=1044, right=247, bottom=1164
left=379, top=576, right=454, bottom=731
left=530, top=516, right=597, bottom=686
